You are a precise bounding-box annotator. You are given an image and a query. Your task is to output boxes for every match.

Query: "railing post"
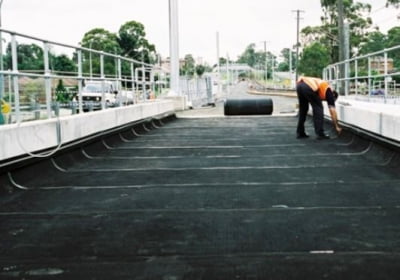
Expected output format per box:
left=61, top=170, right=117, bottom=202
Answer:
left=131, top=62, right=135, bottom=103
left=77, top=49, right=83, bottom=113
left=11, top=33, right=20, bottom=123
left=117, top=56, right=123, bottom=106
left=135, top=67, right=139, bottom=101
left=43, top=42, right=52, bottom=119
left=355, top=59, right=358, bottom=95
left=384, top=51, right=388, bottom=102
left=345, top=59, right=350, bottom=96
left=142, top=65, right=146, bottom=101
left=368, top=57, right=372, bottom=98
left=100, top=52, right=106, bottom=110
left=151, top=68, right=155, bottom=97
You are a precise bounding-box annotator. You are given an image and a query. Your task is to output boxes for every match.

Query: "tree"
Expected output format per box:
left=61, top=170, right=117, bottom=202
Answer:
left=52, top=54, right=76, bottom=74
left=81, top=28, right=121, bottom=54
left=118, top=21, right=156, bottom=63
left=79, top=22, right=157, bottom=78
left=181, top=54, right=196, bottom=76
left=55, top=79, right=70, bottom=102
left=195, top=65, right=206, bottom=77
left=277, top=48, right=296, bottom=72
left=237, top=44, right=259, bottom=67
left=298, top=42, right=331, bottom=77
left=4, top=43, right=44, bottom=71
left=386, top=26, right=400, bottom=69
left=80, top=28, right=121, bottom=77
left=358, top=31, right=387, bottom=55
left=218, top=57, right=227, bottom=65
left=386, top=0, right=400, bottom=7
left=302, top=0, right=372, bottom=62
left=386, top=26, right=400, bottom=47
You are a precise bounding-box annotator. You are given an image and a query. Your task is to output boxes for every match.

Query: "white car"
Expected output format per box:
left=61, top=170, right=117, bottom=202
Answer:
left=81, top=81, right=134, bottom=110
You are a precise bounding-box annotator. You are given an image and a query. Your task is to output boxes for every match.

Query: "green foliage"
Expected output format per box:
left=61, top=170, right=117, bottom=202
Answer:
left=302, top=0, right=372, bottom=62
left=386, top=26, right=400, bottom=47
left=298, top=42, right=331, bottom=77
left=79, top=28, right=122, bottom=77
left=3, top=43, right=77, bottom=76
left=195, top=65, right=206, bottom=77
left=180, top=54, right=210, bottom=78
left=77, top=21, right=157, bottom=78
left=118, top=21, right=156, bottom=63
left=277, top=48, right=296, bottom=72
left=219, top=57, right=227, bottom=65
left=55, top=79, right=72, bottom=103
left=358, top=31, right=387, bottom=55
left=386, top=0, right=400, bottom=7
left=236, top=44, right=276, bottom=80
left=56, top=79, right=65, bottom=92
left=4, top=43, right=44, bottom=71
left=81, top=28, right=121, bottom=54
left=52, top=54, right=76, bottom=74
left=237, top=44, right=259, bottom=67
left=386, top=27, right=400, bottom=69
left=3, top=20, right=157, bottom=86
left=181, top=54, right=196, bottom=76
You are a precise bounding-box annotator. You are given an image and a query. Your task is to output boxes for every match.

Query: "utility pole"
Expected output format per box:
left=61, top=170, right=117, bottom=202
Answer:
left=216, top=31, right=221, bottom=94
left=261, top=41, right=268, bottom=81
left=289, top=48, right=293, bottom=87
left=292, top=9, right=304, bottom=82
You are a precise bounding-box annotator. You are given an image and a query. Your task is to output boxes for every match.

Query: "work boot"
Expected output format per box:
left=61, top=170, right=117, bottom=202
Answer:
left=317, top=133, right=330, bottom=140
left=296, top=132, right=309, bottom=139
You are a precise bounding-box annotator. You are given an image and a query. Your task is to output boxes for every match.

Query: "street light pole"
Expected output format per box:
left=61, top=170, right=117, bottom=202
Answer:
left=168, top=0, right=180, bottom=96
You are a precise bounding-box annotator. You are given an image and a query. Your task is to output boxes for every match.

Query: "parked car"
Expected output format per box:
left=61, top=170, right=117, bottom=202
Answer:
left=80, top=80, right=134, bottom=110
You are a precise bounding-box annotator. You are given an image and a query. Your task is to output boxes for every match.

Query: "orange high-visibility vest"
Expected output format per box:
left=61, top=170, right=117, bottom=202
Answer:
left=298, top=77, right=331, bottom=100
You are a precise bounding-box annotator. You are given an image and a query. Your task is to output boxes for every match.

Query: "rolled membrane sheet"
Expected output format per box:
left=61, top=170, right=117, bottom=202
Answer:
left=224, top=98, right=273, bottom=115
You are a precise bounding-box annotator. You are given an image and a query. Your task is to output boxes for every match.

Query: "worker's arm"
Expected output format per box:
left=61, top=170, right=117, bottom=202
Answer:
left=329, top=107, right=342, bottom=135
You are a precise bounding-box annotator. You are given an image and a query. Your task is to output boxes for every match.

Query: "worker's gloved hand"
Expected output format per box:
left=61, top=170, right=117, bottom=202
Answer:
left=335, top=126, right=342, bottom=135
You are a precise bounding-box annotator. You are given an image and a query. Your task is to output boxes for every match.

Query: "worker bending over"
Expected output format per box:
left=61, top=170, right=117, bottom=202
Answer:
left=296, top=76, right=342, bottom=140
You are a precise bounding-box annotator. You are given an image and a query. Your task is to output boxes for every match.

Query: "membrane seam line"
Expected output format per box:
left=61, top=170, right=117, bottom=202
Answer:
left=32, top=180, right=400, bottom=190
left=1, top=205, right=399, bottom=216
left=62, top=164, right=392, bottom=172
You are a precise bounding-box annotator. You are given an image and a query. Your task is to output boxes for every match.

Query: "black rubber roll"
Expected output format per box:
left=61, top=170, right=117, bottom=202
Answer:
left=224, top=98, right=273, bottom=115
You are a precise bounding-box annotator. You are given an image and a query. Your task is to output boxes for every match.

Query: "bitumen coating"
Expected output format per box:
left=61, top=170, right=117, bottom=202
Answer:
left=1, top=88, right=400, bottom=279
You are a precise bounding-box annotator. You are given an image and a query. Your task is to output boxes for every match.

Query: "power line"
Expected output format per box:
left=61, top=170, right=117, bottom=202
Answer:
left=371, top=5, right=386, bottom=14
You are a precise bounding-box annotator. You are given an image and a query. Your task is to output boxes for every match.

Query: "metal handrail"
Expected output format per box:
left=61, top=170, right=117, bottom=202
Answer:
left=0, top=28, right=168, bottom=124
left=323, top=44, right=400, bottom=103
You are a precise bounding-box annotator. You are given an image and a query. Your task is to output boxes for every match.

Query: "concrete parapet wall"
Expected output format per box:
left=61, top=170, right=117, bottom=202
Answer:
left=0, top=100, right=175, bottom=161
left=325, top=97, right=400, bottom=142
left=163, top=96, right=188, bottom=111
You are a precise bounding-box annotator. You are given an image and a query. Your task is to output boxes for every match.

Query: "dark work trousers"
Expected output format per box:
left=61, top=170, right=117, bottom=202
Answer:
left=296, top=81, right=325, bottom=136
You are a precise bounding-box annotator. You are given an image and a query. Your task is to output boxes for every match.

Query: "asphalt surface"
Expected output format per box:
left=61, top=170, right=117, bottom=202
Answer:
left=1, top=85, right=400, bottom=279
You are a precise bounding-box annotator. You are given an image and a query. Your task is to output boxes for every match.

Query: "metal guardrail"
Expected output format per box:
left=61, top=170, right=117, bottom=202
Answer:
left=0, top=28, right=169, bottom=124
left=180, top=76, right=214, bottom=108
left=323, top=45, right=400, bottom=104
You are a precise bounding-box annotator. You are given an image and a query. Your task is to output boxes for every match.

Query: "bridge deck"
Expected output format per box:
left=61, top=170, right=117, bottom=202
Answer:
left=1, top=113, right=400, bottom=279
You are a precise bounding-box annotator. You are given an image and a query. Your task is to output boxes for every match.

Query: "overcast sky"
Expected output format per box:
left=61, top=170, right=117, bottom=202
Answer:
left=2, top=0, right=399, bottom=65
